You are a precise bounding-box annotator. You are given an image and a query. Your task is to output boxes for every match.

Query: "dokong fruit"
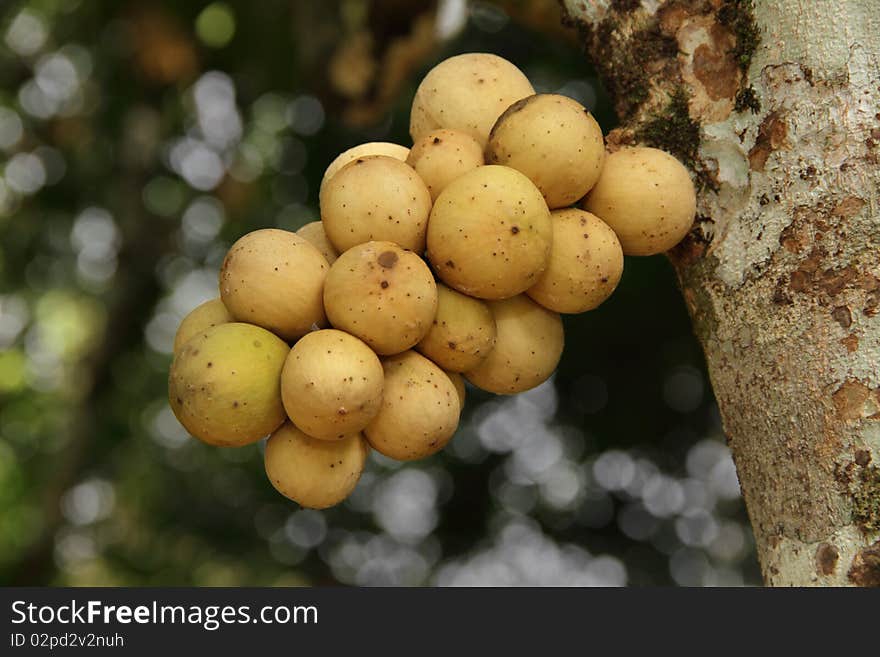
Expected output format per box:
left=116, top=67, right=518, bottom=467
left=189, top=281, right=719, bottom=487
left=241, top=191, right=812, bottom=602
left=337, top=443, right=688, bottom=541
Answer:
left=168, top=52, right=696, bottom=509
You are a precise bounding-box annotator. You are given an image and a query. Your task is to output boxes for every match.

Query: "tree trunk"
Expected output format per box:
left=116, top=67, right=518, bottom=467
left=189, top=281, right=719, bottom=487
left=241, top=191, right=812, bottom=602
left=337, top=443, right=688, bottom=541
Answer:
left=558, top=0, right=880, bottom=585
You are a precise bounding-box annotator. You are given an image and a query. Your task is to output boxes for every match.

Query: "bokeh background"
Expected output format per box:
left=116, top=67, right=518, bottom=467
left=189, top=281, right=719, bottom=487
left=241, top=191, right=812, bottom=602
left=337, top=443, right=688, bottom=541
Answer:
left=0, top=0, right=761, bottom=586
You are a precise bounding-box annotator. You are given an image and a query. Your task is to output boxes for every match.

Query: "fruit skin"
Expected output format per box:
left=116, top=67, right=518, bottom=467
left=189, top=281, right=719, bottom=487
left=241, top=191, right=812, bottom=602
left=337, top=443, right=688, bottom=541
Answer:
left=486, top=93, right=605, bottom=209
left=319, top=142, right=409, bottom=196
left=320, top=155, right=432, bottom=254
left=281, top=329, right=384, bottom=441
left=296, top=221, right=339, bottom=264
left=582, top=146, right=696, bottom=256
left=406, top=129, right=484, bottom=201
left=168, top=323, right=289, bottom=446
left=365, top=351, right=461, bottom=461
left=324, top=241, right=438, bottom=356
left=446, top=371, right=466, bottom=408
left=464, top=295, right=563, bottom=394
left=410, top=53, right=534, bottom=147
left=173, top=298, right=233, bottom=354
left=264, top=423, right=369, bottom=509
left=427, top=165, right=552, bottom=300
left=527, top=209, right=624, bottom=314
left=220, top=229, right=329, bottom=341
left=416, top=283, right=496, bottom=372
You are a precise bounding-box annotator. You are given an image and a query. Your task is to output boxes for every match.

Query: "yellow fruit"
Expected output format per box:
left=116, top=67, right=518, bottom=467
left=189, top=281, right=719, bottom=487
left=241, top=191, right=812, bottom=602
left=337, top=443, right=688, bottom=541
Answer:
left=296, top=221, right=339, bottom=264
left=416, top=283, right=496, bottom=372
left=323, top=241, right=438, bottom=355
left=446, top=370, right=466, bottom=408
left=464, top=295, right=563, bottom=394
left=319, top=142, right=410, bottom=196
left=264, top=423, right=369, bottom=509
left=527, top=209, right=623, bottom=313
left=427, top=165, right=552, bottom=299
left=365, top=351, right=460, bottom=461
left=173, top=298, right=233, bottom=354
left=168, top=323, right=289, bottom=446
left=582, top=146, right=696, bottom=256
left=220, top=229, right=328, bottom=341
left=281, top=329, right=384, bottom=440
left=486, top=93, right=605, bottom=208
left=320, top=155, right=432, bottom=253
left=406, top=129, right=484, bottom=201
left=410, top=53, right=534, bottom=147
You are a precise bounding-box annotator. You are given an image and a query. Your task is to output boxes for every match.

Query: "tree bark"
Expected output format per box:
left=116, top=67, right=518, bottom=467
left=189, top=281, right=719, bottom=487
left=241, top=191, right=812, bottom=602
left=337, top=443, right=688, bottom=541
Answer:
left=559, top=0, right=880, bottom=585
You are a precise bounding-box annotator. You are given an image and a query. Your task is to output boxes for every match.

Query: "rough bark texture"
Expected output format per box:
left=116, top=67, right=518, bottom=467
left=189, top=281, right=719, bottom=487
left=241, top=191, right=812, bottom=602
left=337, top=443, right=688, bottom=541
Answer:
left=559, top=0, right=880, bottom=585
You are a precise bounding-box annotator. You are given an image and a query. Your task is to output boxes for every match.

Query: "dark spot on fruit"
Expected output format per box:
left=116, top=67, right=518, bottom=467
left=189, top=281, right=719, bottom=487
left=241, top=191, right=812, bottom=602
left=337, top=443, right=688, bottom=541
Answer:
left=445, top=260, right=455, bottom=269
left=207, top=362, right=213, bottom=368
left=378, top=251, right=399, bottom=268
left=233, top=401, right=239, bottom=408
left=381, top=280, right=389, bottom=289
left=176, top=397, right=182, bottom=404
left=433, top=137, right=441, bottom=144
left=511, top=226, right=520, bottom=234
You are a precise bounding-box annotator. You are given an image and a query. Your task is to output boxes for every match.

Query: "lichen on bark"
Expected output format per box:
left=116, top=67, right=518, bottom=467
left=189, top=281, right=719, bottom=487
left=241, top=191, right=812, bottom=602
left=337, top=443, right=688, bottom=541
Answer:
left=635, top=87, right=716, bottom=191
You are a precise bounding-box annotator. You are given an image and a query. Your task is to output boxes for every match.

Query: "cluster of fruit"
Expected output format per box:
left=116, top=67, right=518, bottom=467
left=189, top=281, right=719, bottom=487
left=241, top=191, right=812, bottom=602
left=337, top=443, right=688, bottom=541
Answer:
left=168, top=53, right=697, bottom=509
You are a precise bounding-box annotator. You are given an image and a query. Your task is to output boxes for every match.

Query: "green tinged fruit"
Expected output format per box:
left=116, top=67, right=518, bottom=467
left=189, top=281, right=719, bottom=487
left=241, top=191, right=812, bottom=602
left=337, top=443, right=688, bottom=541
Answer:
left=173, top=298, right=234, bottom=354
left=168, top=322, right=289, bottom=447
